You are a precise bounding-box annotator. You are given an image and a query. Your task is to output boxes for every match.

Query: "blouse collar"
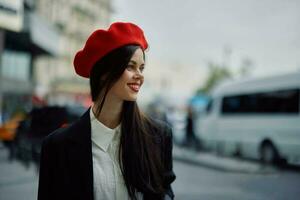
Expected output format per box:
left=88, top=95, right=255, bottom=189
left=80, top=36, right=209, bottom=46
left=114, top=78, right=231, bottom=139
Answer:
left=90, top=108, right=121, bottom=152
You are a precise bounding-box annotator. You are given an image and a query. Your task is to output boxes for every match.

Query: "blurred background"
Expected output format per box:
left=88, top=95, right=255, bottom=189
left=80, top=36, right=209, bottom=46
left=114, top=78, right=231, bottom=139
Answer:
left=0, top=0, right=300, bottom=199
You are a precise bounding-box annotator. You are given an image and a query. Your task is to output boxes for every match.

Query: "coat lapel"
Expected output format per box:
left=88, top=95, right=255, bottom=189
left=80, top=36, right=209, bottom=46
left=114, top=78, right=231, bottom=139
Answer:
left=66, top=108, right=94, bottom=200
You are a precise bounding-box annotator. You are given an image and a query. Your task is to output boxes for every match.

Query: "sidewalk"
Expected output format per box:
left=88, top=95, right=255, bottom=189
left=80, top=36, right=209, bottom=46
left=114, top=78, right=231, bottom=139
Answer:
left=173, top=145, right=278, bottom=174
left=0, top=145, right=38, bottom=200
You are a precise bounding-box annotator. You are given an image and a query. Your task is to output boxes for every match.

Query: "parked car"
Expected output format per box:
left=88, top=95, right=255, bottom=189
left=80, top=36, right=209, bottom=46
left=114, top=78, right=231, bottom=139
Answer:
left=14, top=105, right=86, bottom=167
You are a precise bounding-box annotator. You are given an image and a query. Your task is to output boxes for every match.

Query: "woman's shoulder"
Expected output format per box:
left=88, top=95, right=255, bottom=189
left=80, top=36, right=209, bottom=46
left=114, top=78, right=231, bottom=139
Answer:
left=42, top=122, right=78, bottom=147
left=42, top=109, right=89, bottom=146
left=42, top=126, right=69, bottom=147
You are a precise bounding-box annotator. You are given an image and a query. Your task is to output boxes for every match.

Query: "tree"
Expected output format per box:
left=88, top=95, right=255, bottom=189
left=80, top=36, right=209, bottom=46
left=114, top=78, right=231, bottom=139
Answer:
left=197, top=61, right=232, bottom=95
left=196, top=46, right=254, bottom=95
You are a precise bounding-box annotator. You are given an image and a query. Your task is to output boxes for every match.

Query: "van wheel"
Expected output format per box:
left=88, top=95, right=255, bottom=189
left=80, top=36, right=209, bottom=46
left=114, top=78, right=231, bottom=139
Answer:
left=260, top=142, right=279, bottom=164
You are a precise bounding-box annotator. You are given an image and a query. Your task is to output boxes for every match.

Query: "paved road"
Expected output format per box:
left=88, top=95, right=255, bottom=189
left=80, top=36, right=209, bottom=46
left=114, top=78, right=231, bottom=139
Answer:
left=0, top=157, right=38, bottom=200
left=173, top=160, right=300, bottom=200
left=1, top=147, right=300, bottom=200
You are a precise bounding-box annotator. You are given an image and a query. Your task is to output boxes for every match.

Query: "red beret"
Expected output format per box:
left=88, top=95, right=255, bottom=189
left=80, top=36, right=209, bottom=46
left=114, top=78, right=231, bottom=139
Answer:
left=73, top=22, right=148, bottom=78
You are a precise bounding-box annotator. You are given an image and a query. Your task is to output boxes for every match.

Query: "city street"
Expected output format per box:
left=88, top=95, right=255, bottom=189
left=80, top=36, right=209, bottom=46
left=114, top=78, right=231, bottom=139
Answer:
left=173, top=161, right=300, bottom=200
left=1, top=1, right=300, bottom=200
left=1, top=147, right=300, bottom=200
left=0, top=149, right=38, bottom=200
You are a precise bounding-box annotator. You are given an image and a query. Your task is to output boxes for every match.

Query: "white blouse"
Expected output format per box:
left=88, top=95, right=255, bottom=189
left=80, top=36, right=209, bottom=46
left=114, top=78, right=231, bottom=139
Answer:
left=90, top=109, right=143, bottom=200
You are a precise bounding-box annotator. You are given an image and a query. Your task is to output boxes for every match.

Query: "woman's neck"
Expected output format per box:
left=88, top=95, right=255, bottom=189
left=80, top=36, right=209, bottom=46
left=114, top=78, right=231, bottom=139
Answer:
left=92, top=96, right=123, bottom=129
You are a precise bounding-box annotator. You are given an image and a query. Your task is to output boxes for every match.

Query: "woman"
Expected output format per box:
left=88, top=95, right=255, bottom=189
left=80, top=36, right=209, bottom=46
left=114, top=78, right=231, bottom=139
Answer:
left=37, top=22, right=176, bottom=200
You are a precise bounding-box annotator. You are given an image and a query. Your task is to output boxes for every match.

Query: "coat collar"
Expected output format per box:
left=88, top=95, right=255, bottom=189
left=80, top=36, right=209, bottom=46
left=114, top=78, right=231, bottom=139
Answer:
left=67, top=107, right=92, bottom=144
left=66, top=107, right=94, bottom=200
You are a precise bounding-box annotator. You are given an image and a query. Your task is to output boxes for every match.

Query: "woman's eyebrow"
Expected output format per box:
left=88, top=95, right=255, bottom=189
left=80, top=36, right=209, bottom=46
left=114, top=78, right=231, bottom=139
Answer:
left=129, top=60, right=137, bottom=65
left=129, top=60, right=145, bottom=65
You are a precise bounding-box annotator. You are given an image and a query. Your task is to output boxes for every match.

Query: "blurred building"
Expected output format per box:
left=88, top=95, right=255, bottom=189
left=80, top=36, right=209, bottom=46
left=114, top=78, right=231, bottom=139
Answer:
left=0, top=0, right=112, bottom=123
left=33, top=0, right=111, bottom=107
left=0, top=0, right=60, bottom=123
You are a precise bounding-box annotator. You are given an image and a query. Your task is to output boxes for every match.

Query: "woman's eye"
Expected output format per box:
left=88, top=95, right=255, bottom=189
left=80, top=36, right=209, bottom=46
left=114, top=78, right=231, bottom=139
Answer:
left=126, top=65, right=134, bottom=70
left=126, top=64, right=145, bottom=73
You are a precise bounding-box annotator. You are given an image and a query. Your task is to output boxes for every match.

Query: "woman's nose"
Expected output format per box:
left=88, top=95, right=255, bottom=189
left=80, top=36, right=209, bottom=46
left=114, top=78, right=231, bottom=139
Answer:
left=133, top=70, right=144, bottom=79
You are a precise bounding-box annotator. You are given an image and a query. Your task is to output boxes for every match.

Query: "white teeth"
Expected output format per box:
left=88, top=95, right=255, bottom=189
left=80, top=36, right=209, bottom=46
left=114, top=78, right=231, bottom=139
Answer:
left=128, top=84, right=139, bottom=91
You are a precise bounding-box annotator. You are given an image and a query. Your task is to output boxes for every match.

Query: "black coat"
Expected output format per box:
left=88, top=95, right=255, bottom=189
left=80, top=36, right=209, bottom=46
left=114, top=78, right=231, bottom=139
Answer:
left=37, top=108, right=176, bottom=200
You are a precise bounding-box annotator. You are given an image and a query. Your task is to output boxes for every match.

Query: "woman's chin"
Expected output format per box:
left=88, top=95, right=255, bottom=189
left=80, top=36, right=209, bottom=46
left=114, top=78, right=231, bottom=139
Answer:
left=124, top=95, right=138, bottom=101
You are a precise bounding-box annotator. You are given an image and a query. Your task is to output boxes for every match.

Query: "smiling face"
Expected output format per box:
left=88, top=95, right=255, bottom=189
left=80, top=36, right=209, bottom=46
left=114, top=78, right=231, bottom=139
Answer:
left=108, top=48, right=145, bottom=101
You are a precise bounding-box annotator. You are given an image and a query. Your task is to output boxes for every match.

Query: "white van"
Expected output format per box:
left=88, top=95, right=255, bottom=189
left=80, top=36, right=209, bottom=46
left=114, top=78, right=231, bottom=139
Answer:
left=196, top=72, right=300, bottom=165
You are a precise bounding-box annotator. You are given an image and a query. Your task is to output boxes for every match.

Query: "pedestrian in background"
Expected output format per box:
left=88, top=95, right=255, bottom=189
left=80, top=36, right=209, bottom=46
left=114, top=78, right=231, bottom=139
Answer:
left=184, top=105, right=200, bottom=150
left=37, top=22, right=176, bottom=200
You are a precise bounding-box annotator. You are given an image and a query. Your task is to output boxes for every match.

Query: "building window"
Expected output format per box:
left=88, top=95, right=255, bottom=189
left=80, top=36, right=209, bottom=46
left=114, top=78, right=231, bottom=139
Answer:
left=1, top=50, right=30, bottom=81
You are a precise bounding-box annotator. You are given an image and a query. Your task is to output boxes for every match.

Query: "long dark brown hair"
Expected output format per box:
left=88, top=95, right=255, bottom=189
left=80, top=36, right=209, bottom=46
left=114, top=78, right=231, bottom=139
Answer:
left=90, top=45, right=165, bottom=199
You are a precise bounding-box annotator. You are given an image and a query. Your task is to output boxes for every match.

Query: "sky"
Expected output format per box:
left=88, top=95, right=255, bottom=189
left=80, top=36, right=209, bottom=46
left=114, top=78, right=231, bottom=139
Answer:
left=112, top=0, right=300, bottom=99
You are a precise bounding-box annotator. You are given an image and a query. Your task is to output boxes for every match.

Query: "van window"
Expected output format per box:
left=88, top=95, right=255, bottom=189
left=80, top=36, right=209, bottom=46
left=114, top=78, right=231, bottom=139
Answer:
left=221, top=88, right=299, bottom=114
left=206, top=99, right=213, bottom=114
